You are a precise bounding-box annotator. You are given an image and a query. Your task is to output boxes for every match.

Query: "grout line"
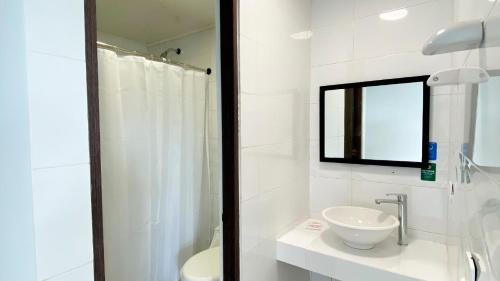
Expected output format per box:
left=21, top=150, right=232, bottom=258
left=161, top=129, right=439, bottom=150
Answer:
left=32, top=162, right=90, bottom=171
left=407, top=227, right=447, bottom=238
left=146, top=25, right=215, bottom=47
left=349, top=177, right=449, bottom=189
left=27, top=49, right=85, bottom=63
left=42, top=260, right=93, bottom=281
left=310, top=50, right=438, bottom=69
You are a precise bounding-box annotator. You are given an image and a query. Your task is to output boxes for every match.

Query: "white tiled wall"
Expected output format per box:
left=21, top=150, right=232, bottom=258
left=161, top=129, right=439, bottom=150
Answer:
left=0, top=1, right=38, bottom=280
left=309, top=0, right=456, bottom=242
left=239, top=0, right=311, bottom=280
left=23, top=0, right=94, bottom=280
left=32, top=165, right=93, bottom=280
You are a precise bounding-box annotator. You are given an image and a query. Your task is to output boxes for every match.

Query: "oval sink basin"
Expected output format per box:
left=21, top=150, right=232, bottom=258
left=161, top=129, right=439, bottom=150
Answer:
left=322, top=206, right=399, bottom=250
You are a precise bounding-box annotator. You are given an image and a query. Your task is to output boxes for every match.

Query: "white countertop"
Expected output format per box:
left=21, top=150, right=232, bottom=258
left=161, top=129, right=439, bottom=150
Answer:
left=277, top=219, right=449, bottom=281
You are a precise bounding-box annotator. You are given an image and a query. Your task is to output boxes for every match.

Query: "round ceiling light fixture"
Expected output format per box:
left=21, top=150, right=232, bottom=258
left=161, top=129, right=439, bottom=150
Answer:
left=290, top=30, right=313, bottom=40
left=379, top=8, right=408, bottom=21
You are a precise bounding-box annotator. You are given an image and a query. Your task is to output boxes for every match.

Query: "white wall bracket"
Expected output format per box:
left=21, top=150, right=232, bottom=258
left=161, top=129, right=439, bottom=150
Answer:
left=427, top=67, right=490, bottom=86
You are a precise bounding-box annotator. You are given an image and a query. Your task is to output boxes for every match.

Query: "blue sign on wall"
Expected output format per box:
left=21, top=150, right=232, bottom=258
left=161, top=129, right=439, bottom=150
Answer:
left=429, top=142, right=437, bottom=161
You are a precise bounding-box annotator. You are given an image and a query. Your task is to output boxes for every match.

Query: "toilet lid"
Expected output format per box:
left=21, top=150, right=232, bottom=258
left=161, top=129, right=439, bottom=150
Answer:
left=181, top=247, right=220, bottom=281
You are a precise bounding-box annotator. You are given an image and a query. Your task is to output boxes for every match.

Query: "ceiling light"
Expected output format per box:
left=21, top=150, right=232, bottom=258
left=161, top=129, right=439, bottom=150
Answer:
left=290, top=30, right=313, bottom=40
left=379, top=8, right=408, bottom=21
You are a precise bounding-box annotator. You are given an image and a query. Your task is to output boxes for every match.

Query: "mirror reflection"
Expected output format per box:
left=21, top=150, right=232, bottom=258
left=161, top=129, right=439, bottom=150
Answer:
left=97, top=0, right=221, bottom=280
left=320, top=77, right=430, bottom=167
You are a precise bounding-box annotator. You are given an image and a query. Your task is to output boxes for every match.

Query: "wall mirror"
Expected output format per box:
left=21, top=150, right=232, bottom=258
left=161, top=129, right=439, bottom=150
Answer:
left=320, top=76, right=430, bottom=168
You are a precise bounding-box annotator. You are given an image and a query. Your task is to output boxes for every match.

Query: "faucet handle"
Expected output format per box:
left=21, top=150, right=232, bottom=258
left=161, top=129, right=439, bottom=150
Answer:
left=386, top=193, right=407, bottom=202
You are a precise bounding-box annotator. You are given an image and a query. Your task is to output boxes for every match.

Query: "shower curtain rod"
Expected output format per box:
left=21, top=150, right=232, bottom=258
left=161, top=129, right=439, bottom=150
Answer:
left=97, top=41, right=212, bottom=75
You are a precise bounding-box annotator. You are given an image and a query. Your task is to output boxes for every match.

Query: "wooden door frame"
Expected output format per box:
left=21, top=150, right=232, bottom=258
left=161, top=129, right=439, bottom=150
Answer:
left=83, top=0, right=240, bottom=280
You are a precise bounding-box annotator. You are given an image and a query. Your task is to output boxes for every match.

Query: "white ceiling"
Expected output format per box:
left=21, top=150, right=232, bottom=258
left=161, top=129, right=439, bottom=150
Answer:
left=97, top=0, right=215, bottom=45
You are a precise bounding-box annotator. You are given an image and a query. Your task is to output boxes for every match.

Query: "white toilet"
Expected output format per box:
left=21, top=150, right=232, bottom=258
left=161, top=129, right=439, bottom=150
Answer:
left=180, top=226, right=221, bottom=281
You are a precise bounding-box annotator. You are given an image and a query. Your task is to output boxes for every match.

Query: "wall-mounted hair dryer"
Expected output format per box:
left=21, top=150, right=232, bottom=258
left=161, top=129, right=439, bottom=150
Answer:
left=422, top=16, right=500, bottom=55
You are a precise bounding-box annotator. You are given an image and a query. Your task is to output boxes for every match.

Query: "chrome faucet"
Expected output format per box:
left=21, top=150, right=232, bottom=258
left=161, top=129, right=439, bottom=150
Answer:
left=375, top=193, right=408, bottom=246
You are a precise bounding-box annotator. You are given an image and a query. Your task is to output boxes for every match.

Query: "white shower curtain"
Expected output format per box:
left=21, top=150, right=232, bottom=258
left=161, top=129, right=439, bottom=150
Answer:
left=98, top=49, right=212, bottom=281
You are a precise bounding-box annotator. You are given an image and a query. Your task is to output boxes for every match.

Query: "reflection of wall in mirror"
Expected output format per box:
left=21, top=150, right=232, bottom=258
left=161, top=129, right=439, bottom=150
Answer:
left=361, top=83, right=423, bottom=162
left=324, top=90, right=345, bottom=158
left=473, top=76, right=500, bottom=167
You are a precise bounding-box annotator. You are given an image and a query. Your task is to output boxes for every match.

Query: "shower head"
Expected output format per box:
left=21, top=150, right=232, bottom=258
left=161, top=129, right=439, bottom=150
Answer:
left=160, top=48, right=182, bottom=60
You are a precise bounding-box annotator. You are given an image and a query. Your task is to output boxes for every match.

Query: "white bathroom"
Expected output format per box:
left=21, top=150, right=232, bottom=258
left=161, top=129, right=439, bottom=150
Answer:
left=1, top=0, right=500, bottom=281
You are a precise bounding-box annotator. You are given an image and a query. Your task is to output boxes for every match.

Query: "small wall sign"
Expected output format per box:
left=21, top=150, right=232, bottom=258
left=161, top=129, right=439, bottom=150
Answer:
left=421, top=163, right=436, bottom=181
left=429, top=142, right=437, bottom=161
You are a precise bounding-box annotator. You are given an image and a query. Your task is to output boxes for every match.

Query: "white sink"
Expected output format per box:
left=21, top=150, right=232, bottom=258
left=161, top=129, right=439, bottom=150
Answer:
left=322, top=206, right=399, bottom=250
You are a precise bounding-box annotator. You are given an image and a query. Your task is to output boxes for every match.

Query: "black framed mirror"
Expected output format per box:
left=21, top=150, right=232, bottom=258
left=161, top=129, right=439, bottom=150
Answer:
left=319, top=76, right=430, bottom=168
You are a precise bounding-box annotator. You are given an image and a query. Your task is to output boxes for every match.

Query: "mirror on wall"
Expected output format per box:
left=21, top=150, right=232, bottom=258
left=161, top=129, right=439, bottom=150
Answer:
left=319, top=76, right=430, bottom=168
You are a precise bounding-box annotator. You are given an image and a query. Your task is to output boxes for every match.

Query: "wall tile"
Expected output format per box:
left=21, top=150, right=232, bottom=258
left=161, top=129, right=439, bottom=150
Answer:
left=312, top=0, right=354, bottom=29
left=260, top=188, right=290, bottom=239
left=311, top=24, right=354, bottom=66
left=354, top=0, right=453, bottom=59
left=258, top=154, right=296, bottom=192
left=309, top=177, right=351, bottom=214
left=454, top=0, right=497, bottom=21
left=241, top=148, right=261, bottom=201
left=430, top=94, right=451, bottom=143
left=24, top=0, right=85, bottom=60
left=449, top=92, right=468, bottom=144
left=47, top=262, right=94, bottom=281
left=241, top=196, right=264, bottom=253
left=409, top=228, right=447, bottom=244
left=241, top=240, right=278, bottom=281
left=27, top=53, right=89, bottom=169
left=309, top=104, right=319, bottom=140
left=241, top=93, right=297, bottom=148
left=239, top=0, right=260, bottom=40
left=239, top=0, right=311, bottom=279
left=32, top=165, right=93, bottom=280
